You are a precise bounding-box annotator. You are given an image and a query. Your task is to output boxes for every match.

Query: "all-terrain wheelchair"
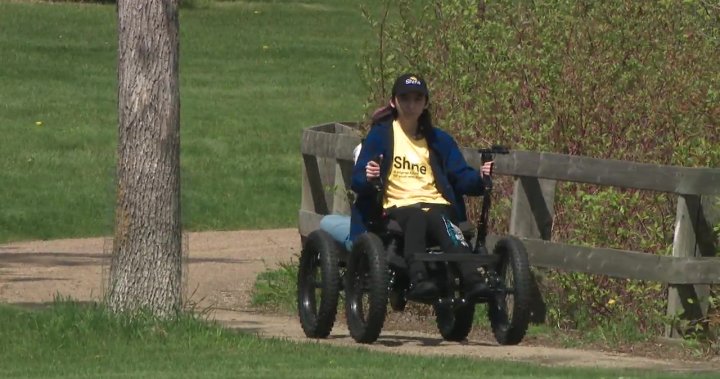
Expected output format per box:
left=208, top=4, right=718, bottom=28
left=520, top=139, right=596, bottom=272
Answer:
left=297, top=147, right=532, bottom=345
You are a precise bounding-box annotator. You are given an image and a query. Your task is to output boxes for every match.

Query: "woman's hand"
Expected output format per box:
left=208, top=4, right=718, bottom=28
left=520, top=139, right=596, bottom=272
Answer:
left=480, top=161, right=494, bottom=176
left=366, top=158, right=381, bottom=180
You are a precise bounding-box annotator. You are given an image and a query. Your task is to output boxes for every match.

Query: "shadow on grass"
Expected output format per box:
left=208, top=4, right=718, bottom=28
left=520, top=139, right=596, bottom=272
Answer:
left=375, top=335, right=496, bottom=348
left=0, top=252, right=106, bottom=267
left=6, top=300, right=98, bottom=311
left=42, top=0, right=116, bottom=4
left=3, top=277, right=70, bottom=283
left=0, top=251, right=261, bottom=267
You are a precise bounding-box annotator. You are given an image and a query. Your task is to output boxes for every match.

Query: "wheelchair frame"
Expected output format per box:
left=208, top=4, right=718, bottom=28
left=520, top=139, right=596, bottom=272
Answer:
left=297, top=146, right=532, bottom=345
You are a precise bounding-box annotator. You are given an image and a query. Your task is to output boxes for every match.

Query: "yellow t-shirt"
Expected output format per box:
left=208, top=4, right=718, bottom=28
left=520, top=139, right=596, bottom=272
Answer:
left=383, top=120, right=450, bottom=209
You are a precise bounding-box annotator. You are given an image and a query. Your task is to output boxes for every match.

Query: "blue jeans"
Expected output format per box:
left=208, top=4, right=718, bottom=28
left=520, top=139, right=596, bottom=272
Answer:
left=319, top=214, right=352, bottom=251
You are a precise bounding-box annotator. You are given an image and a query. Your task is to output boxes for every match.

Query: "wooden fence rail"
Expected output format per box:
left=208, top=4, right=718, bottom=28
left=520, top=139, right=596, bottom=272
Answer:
left=299, top=122, right=720, bottom=338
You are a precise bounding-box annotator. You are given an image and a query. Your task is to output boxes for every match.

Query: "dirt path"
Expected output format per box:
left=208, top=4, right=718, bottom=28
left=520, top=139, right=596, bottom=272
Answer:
left=1, top=229, right=717, bottom=373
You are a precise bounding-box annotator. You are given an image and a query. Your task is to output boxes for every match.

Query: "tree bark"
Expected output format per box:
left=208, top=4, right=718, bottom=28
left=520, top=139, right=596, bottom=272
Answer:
left=109, top=0, right=182, bottom=317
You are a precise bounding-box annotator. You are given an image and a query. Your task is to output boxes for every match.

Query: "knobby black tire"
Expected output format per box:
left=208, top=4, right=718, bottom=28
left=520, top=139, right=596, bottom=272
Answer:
left=488, top=236, right=532, bottom=345
left=297, top=230, right=341, bottom=338
left=435, top=303, right=475, bottom=342
left=345, top=232, right=389, bottom=344
left=434, top=265, right=474, bottom=341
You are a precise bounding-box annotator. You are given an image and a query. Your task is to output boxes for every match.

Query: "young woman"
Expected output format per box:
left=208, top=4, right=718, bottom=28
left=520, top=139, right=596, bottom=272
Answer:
left=350, top=73, right=493, bottom=301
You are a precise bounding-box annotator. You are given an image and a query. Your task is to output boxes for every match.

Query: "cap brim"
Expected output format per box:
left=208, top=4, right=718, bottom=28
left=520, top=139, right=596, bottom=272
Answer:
left=395, top=87, right=428, bottom=96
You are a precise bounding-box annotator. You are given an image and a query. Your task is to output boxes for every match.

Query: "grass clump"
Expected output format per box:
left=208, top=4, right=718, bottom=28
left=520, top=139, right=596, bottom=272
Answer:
left=251, top=260, right=299, bottom=313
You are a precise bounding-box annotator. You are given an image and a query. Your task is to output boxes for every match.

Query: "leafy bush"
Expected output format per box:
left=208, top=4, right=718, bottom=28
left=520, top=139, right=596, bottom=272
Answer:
left=361, top=0, right=719, bottom=164
left=360, top=0, right=720, bottom=338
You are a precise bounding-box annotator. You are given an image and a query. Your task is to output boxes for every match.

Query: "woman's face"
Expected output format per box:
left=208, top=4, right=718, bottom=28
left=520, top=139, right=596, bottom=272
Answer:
left=393, top=92, right=427, bottom=121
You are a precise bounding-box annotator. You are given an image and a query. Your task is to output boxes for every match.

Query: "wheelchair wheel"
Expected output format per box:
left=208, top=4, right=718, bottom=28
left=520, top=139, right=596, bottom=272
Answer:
left=434, top=266, right=475, bottom=341
left=435, top=302, right=475, bottom=341
left=345, top=232, right=389, bottom=344
left=297, top=230, right=341, bottom=338
left=488, top=236, right=532, bottom=345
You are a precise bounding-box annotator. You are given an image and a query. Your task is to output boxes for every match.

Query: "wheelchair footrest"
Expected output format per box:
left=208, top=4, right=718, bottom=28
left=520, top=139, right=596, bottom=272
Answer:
left=413, top=252, right=499, bottom=265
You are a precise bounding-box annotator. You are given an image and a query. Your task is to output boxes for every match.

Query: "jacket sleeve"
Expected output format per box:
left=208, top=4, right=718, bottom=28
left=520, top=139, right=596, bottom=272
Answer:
left=442, top=133, right=485, bottom=196
left=351, top=126, right=385, bottom=196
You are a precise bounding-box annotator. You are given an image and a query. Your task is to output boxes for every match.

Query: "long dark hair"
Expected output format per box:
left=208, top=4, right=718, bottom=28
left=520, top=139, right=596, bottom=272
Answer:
left=370, top=100, right=434, bottom=138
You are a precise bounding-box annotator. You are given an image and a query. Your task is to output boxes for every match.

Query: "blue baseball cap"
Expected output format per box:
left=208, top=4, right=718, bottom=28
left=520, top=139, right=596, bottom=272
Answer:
left=392, top=73, right=429, bottom=98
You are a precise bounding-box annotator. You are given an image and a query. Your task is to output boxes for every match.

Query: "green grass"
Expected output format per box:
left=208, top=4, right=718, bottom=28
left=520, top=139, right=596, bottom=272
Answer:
left=0, top=1, right=380, bottom=243
left=0, top=301, right=710, bottom=379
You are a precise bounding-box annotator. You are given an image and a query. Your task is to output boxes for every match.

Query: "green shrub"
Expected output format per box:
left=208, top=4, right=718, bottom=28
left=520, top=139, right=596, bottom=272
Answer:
left=361, top=0, right=719, bottom=165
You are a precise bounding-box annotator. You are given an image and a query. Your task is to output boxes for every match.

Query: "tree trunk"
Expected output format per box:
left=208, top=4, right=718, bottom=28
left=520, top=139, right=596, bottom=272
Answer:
left=109, top=0, right=182, bottom=317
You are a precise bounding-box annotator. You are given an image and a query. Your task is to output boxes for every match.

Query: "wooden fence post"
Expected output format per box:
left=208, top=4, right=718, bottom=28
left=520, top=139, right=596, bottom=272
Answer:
left=666, top=195, right=719, bottom=337
left=299, top=123, right=360, bottom=240
left=510, top=177, right=557, bottom=240
left=509, top=176, right=557, bottom=324
left=299, top=123, right=338, bottom=242
left=331, top=123, right=357, bottom=216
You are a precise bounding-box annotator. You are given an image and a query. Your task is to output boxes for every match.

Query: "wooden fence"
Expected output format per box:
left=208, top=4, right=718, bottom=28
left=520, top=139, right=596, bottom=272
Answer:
left=299, top=122, right=720, bottom=338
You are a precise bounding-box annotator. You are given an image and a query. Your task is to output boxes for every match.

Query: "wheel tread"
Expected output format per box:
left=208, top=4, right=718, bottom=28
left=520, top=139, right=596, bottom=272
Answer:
left=488, top=236, right=532, bottom=345
left=297, top=230, right=341, bottom=338
left=345, top=233, right=389, bottom=344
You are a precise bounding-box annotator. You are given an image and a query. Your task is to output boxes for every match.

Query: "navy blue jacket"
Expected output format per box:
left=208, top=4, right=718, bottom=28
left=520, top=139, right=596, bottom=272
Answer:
left=350, top=121, right=485, bottom=242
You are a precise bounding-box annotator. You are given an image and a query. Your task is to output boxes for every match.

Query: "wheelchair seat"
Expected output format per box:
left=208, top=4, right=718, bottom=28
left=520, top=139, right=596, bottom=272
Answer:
left=383, top=218, right=475, bottom=244
left=380, top=218, right=482, bottom=272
